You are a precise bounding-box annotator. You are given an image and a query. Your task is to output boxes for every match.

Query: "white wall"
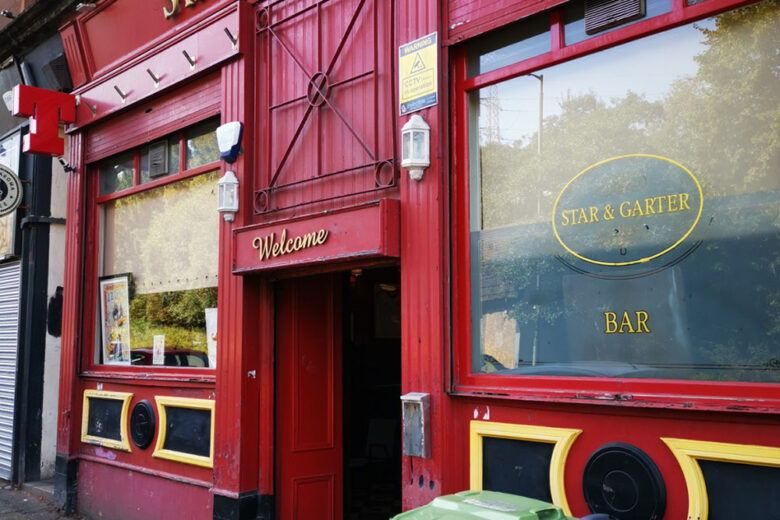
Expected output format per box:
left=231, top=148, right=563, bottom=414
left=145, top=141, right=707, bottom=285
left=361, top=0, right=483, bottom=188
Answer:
left=40, top=141, right=66, bottom=480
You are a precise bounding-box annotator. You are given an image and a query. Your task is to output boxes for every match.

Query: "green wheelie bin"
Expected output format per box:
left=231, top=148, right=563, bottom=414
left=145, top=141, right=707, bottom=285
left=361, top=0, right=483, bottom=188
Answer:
left=390, top=490, right=579, bottom=520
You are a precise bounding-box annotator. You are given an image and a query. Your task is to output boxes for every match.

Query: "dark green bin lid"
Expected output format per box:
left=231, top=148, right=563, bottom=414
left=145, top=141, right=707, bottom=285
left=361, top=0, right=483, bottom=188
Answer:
left=390, top=490, right=577, bottom=520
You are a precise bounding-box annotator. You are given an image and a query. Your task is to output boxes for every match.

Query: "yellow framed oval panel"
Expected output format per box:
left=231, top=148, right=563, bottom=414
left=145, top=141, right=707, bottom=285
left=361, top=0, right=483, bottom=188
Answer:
left=662, top=437, right=780, bottom=520
left=81, top=389, right=133, bottom=452
left=470, top=420, right=581, bottom=516
left=153, top=396, right=215, bottom=468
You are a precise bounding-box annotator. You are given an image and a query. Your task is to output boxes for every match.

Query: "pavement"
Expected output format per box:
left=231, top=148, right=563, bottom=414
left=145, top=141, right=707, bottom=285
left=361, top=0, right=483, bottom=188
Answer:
left=0, top=481, right=82, bottom=519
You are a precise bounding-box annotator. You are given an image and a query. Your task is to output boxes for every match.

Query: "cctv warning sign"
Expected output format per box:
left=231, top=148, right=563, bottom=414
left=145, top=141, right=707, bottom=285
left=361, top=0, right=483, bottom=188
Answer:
left=399, top=32, right=437, bottom=115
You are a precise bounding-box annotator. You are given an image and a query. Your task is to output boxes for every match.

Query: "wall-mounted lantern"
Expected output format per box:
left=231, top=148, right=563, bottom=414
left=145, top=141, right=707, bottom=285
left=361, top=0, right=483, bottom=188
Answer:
left=217, top=171, right=239, bottom=222
left=401, top=114, right=430, bottom=181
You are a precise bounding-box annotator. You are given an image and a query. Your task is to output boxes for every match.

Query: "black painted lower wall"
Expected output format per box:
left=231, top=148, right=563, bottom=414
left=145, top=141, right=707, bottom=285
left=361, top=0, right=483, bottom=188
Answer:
left=213, top=489, right=261, bottom=520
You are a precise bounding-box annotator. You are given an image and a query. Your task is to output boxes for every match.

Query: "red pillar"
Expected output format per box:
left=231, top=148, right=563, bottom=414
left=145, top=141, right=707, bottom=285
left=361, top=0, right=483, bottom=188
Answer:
left=397, top=0, right=456, bottom=510
left=54, top=132, right=85, bottom=514
left=212, top=3, right=261, bottom=519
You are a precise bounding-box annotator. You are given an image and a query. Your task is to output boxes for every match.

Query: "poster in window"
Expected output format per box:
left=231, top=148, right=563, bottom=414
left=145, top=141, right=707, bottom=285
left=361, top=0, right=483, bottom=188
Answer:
left=99, top=274, right=132, bottom=365
left=205, top=307, right=217, bottom=369
left=153, top=335, right=165, bottom=365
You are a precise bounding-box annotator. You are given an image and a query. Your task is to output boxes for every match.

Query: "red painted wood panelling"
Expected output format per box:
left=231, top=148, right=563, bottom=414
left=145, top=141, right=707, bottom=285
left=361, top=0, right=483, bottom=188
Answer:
left=446, top=0, right=568, bottom=44
left=57, top=132, right=86, bottom=454
left=254, top=0, right=397, bottom=220
left=213, top=0, right=261, bottom=497
left=79, top=0, right=232, bottom=78
left=396, top=0, right=454, bottom=511
left=70, top=4, right=239, bottom=129
left=77, top=460, right=213, bottom=520
left=60, top=22, right=88, bottom=88
left=78, top=381, right=215, bottom=483
left=83, top=72, right=220, bottom=163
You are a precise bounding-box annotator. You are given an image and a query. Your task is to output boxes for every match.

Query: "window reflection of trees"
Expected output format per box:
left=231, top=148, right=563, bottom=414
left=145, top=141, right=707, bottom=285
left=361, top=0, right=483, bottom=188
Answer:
left=473, top=1, right=780, bottom=381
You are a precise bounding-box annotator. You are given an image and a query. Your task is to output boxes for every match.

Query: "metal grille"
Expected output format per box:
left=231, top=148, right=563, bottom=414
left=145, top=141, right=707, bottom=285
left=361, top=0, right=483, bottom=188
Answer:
left=585, top=0, right=646, bottom=34
left=255, top=0, right=396, bottom=214
left=0, top=261, right=20, bottom=480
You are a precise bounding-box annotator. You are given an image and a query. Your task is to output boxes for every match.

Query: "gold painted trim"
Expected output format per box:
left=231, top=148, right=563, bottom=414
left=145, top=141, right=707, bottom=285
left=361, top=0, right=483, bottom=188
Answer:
left=552, top=154, right=704, bottom=266
left=469, top=420, right=581, bottom=516
left=81, top=390, right=133, bottom=452
left=662, top=438, right=780, bottom=520
left=153, top=396, right=215, bottom=468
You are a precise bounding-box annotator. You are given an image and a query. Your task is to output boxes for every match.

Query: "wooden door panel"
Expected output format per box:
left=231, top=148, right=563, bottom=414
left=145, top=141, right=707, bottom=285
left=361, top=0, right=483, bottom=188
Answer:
left=293, top=475, right=335, bottom=520
left=276, top=275, right=343, bottom=520
left=292, top=285, right=334, bottom=452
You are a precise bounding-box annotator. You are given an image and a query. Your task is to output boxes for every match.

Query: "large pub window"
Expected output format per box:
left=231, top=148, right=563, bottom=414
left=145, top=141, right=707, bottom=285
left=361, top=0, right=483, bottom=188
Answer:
left=92, top=117, right=221, bottom=369
left=454, top=0, right=779, bottom=393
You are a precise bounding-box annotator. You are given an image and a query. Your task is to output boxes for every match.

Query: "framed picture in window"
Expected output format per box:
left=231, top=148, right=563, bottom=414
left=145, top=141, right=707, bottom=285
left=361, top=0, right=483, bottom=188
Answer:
left=99, top=273, right=133, bottom=365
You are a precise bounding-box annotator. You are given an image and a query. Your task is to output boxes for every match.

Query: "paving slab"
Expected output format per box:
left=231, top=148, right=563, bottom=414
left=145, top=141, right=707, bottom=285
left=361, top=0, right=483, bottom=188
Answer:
left=0, top=482, right=83, bottom=519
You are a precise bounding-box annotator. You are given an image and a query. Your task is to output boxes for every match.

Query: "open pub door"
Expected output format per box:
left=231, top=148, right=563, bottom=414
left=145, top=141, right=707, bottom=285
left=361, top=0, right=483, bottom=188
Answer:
left=275, top=274, right=343, bottom=519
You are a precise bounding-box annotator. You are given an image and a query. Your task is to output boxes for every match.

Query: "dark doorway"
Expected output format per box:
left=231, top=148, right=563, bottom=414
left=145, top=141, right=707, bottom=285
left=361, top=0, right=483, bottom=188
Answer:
left=343, top=266, right=402, bottom=520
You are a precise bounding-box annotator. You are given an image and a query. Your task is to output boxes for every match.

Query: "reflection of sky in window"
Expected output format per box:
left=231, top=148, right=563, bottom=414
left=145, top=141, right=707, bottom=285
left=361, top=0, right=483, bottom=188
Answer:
left=479, top=32, right=550, bottom=74
left=480, top=19, right=715, bottom=145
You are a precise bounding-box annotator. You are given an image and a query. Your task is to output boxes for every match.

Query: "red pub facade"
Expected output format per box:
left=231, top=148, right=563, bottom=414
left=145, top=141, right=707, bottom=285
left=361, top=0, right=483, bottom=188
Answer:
left=51, top=0, right=778, bottom=519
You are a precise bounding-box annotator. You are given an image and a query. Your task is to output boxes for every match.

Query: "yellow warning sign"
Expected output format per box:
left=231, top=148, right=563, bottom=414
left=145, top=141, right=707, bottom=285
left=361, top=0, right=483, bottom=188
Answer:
left=410, top=53, right=426, bottom=74
left=399, top=32, right=437, bottom=115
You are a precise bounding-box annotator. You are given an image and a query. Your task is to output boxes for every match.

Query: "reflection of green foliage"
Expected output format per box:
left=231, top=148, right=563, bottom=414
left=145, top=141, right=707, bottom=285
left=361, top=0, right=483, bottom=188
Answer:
left=186, top=119, right=221, bottom=169
left=130, top=288, right=217, bottom=328
left=130, top=321, right=208, bottom=352
left=129, top=287, right=217, bottom=351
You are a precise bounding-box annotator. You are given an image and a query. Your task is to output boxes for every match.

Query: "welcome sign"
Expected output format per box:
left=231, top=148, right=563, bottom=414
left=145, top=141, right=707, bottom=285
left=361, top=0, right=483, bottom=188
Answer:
left=232, top=199, right=399, bottom=274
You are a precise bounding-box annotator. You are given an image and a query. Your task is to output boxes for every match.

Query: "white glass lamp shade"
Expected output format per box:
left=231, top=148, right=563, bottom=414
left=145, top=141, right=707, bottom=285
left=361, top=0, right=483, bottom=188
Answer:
left=217, top=170, right=239, bottom=221
left=401, top=114, right=430, bottom=180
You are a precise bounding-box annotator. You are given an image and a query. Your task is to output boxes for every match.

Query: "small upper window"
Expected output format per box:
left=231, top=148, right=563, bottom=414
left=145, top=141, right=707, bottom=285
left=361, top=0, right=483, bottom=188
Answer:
left=467, top=14, right=551, bottom=77
left=98, top=151, right=135, bottom=196
left=98, top=116, right=219, bottom=197
left=185, top=118, right=220, bottom=170
left=563, top=0, right=672, bottom=45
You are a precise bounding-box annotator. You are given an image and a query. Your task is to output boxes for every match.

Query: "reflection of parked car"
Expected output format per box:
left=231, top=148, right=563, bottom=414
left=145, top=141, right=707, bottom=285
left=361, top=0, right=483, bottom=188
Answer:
left=130, top=349, right=209, bottom=367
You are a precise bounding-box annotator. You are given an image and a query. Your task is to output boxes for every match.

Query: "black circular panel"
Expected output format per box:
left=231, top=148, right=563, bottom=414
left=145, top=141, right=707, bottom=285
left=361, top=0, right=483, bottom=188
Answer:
left=130, top=400, right=156, bottom=449
left=583, top=443, right=666, bottom=520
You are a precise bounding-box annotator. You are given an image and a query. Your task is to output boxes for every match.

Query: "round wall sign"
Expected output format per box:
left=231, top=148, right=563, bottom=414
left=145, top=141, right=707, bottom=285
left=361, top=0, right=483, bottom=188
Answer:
left=0, top=165, right=22, bottom=217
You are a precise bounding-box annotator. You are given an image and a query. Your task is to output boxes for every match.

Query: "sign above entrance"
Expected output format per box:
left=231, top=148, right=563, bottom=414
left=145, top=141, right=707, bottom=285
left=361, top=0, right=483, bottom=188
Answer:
left=232, top=199, right=399, bottom=274
left=399, top=32, right=438, bottom=115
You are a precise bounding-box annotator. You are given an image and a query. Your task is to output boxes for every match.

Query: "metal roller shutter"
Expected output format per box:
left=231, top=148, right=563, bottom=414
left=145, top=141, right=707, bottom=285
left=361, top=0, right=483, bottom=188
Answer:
left=0, top=261, right=21, bottom=480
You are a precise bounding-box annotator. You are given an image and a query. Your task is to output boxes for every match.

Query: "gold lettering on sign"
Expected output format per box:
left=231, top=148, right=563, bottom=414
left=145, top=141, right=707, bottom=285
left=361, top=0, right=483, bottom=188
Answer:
left=164, top=0, right=205, bottom=20
left=604, top=311, right=651, bottom=334
left=252, top=228, right=329, bottom=262
left=559, top=192, right=691, bottom=227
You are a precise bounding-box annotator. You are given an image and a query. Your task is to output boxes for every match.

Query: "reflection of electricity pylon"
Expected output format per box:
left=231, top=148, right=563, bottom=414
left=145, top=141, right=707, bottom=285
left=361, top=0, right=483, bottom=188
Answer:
left=482, top=85, right=501, bottom=143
